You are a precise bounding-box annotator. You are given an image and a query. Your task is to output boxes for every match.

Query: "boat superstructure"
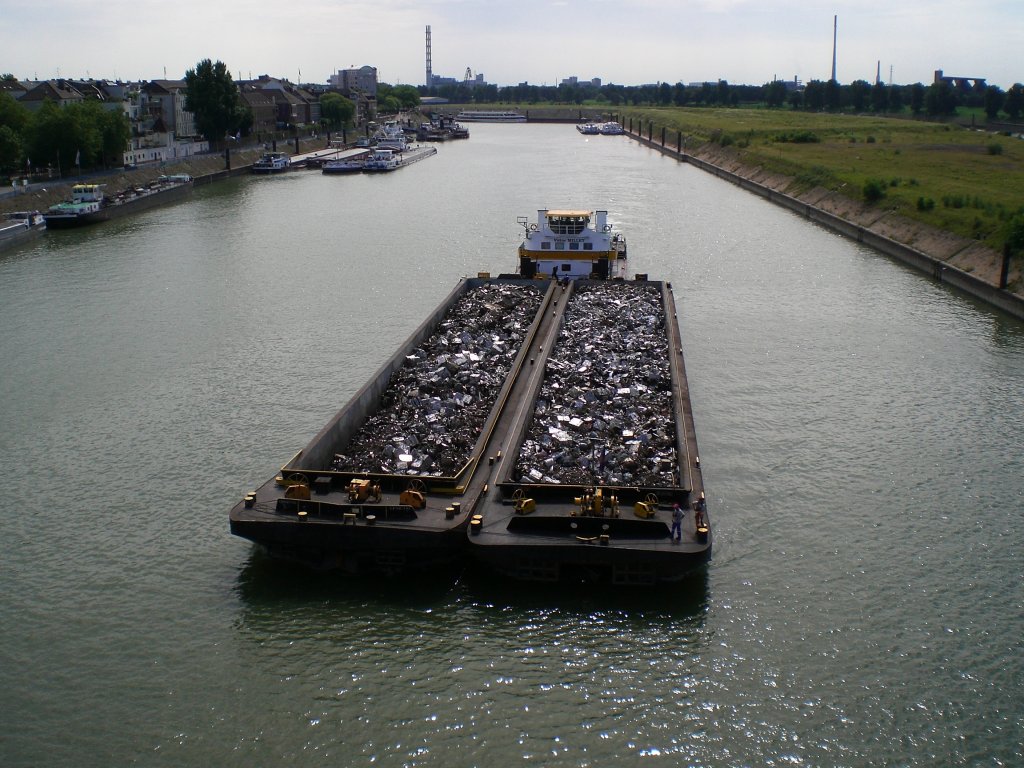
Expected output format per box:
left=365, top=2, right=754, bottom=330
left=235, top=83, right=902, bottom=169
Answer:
left=517, top=209, right=628, bottom=280
left=375, top=121, right=410, bottom=151
left=252, top=152, right=291, bottom=173
left=362, top=148, right=400, bottom=172
left=44, top=184, right=105, bottom=226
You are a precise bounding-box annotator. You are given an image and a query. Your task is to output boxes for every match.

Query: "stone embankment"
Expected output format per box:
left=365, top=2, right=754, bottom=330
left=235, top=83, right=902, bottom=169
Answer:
left=626, top=127, right=1024, bottom=319
left=0, top=138, right=326, bottom=217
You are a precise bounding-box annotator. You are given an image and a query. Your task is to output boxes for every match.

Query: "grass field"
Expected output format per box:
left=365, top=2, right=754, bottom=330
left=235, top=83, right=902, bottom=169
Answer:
left=611, top=107, right=1024, bottom=252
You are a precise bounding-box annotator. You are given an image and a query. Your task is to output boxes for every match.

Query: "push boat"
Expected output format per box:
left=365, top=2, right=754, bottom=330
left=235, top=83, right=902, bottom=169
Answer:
left=252, top=152, right=291, bottom=173
left=228, top=209, right=709, bottom=584
left=517, top=208, right=628, bottom=280
left=42, top=174, right=193, bottom=228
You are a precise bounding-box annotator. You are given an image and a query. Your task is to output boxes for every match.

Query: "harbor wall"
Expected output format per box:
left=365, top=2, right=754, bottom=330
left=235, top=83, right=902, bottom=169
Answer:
left=625, top=127, right=1024, bottom=321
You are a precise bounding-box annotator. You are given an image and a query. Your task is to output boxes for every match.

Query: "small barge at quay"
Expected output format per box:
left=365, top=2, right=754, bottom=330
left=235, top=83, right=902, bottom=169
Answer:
left=43, top=174, right=193, bottom=228
left=0, top=210, right=46, bottom=251
left=229, top=209, right=709, bottom=584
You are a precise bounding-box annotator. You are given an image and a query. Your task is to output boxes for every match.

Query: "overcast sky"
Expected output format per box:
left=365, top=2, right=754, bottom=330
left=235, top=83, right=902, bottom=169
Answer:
left=2, top=0, right=1021, bottom=89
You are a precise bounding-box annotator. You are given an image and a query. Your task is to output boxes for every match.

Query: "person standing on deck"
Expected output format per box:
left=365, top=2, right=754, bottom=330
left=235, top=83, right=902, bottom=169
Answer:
left=671, top=503, right=683, bottom=543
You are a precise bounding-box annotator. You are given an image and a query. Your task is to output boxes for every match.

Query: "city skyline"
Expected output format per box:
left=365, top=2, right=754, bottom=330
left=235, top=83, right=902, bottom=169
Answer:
left=2, top=0, right=1021, bottom=90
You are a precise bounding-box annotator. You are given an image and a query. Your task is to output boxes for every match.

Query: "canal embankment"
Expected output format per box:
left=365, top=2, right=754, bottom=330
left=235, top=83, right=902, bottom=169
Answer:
left=624, top=125, right=1024, bottom=319
left=0, top=136, right=329, bottom=216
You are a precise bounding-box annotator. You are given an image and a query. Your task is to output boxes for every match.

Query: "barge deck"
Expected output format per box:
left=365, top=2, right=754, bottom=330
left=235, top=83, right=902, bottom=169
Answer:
left=467, top=280, right=709, bottom=585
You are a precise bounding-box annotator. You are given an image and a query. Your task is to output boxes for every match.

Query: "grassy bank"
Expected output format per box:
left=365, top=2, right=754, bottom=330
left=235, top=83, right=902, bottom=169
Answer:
left=611, top=107, right=1023, bottom=253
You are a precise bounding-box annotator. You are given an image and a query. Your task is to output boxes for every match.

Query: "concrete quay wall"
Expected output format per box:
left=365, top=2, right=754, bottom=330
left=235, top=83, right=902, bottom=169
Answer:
left=626, top=127, right=1024, bottom=321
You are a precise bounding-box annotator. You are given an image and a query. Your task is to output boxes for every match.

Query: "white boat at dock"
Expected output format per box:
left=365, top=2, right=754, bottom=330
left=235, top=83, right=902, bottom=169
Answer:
left=252, top=152, right=291, bottom=173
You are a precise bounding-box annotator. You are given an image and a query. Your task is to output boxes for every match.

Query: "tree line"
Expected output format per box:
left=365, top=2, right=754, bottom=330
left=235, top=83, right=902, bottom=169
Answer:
left=423, top=78, right=1024, bottom=119
left=0, top=77, right=131, bottom=178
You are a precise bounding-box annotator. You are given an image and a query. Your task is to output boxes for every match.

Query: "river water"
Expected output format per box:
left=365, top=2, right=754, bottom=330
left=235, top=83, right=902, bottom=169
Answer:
left=2, top=124, right=1021, bottom=766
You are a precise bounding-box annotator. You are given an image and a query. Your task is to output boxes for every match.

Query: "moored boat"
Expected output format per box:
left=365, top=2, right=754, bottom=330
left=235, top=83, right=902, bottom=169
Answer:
left=0, top=210, right=46, bottom=251
left=43, top=174, right=193, bottom=229
left=455, top=110, right=526, bottom=123
left=322, top=152, right=370, bottom=174
left=252, top=152, right=291, bottom=173
left=362, top=148, right=400, bottom=172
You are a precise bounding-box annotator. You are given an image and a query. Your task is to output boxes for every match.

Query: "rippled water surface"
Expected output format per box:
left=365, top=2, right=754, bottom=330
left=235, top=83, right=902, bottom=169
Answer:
left=2, top=124, right=1022, bottom=766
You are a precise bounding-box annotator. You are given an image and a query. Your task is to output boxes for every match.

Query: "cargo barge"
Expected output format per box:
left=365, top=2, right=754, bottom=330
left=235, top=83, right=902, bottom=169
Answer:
left=43, top=174, right=193, bottom=228
left=466, top=279, right=709, bottom=585
left=229, top=278, right=556, bottom=574
left=229, top=209, right=709, bottom=583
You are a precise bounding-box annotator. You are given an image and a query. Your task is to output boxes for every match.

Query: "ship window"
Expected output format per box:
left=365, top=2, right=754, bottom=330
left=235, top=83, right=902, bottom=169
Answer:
left=548, top=215, right=588, bottom=235
left=561, top=264, right=571, bottom=272
left=541, top=242, right=551, bottom=250
left=569, top=242, right=579, bottom=250
left=584, top=243, right=593, bottom=250
left=556, top=241, right=565, bottom=250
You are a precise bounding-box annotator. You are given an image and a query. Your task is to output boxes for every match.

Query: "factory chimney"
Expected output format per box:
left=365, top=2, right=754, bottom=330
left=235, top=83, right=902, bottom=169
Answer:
left=425, top=25, right=433, bottom=87
left=831, top=15, right=837, bottom=82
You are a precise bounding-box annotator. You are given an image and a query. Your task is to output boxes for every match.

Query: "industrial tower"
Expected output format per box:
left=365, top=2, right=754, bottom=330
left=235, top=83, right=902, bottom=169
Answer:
left=831, top=15, right=837, bottom=82
left=425, top=25, right=432, bottom=87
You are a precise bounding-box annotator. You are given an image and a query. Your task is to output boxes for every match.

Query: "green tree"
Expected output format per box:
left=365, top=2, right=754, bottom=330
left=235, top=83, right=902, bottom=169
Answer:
left=764, top=80, right=787, bottom=108
left=870, top=81, right=889, bottom=113
left=26, top=100, right=101, bottom=173
left=391, top=84, right=421, bottom=110
left=672, top=82, right=688, bottom=107
left=909, top=82, right=926, bottom=114
left=319, top=92, right=355, bottom=129
left=0, top=124, right=22, bottom=173
left=716, top=80, right=731, bottom=106
left=983, top=86, right=1004, bottom=119
left=184, top=59, right=241, bottom=142
left=824, top=79, right=841, bottom=111
left=803, top=80, right=825, bottom=110
left=848, top=79, right=871, bottom=111
left=97, top=106, right=131, bottom=167
left=887, top=86, right=904, bottom=113
left=378, top=95, right=400, bottom=114
left=925, top=81, right=957, bottom=115
left=1003, top=83, right=1024, bottom=119
left=0, top=91, right=30, bottom=133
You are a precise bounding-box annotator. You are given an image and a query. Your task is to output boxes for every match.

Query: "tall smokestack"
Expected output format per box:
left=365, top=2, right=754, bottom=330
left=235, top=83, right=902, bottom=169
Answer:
left=425, top=25, right=432, bottom=87
left=831, top=15, right=837, bottom=82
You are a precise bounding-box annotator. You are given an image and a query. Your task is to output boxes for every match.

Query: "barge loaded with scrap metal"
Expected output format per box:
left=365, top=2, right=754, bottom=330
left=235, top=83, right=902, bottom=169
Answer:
left=229, top=209, right=709, bottom=583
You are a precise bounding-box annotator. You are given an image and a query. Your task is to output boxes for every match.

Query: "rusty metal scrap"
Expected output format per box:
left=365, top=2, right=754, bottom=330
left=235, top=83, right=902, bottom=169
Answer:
left=516, top=283, right=677, bottom=487
left=333, top=283, right=543, bottom=476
